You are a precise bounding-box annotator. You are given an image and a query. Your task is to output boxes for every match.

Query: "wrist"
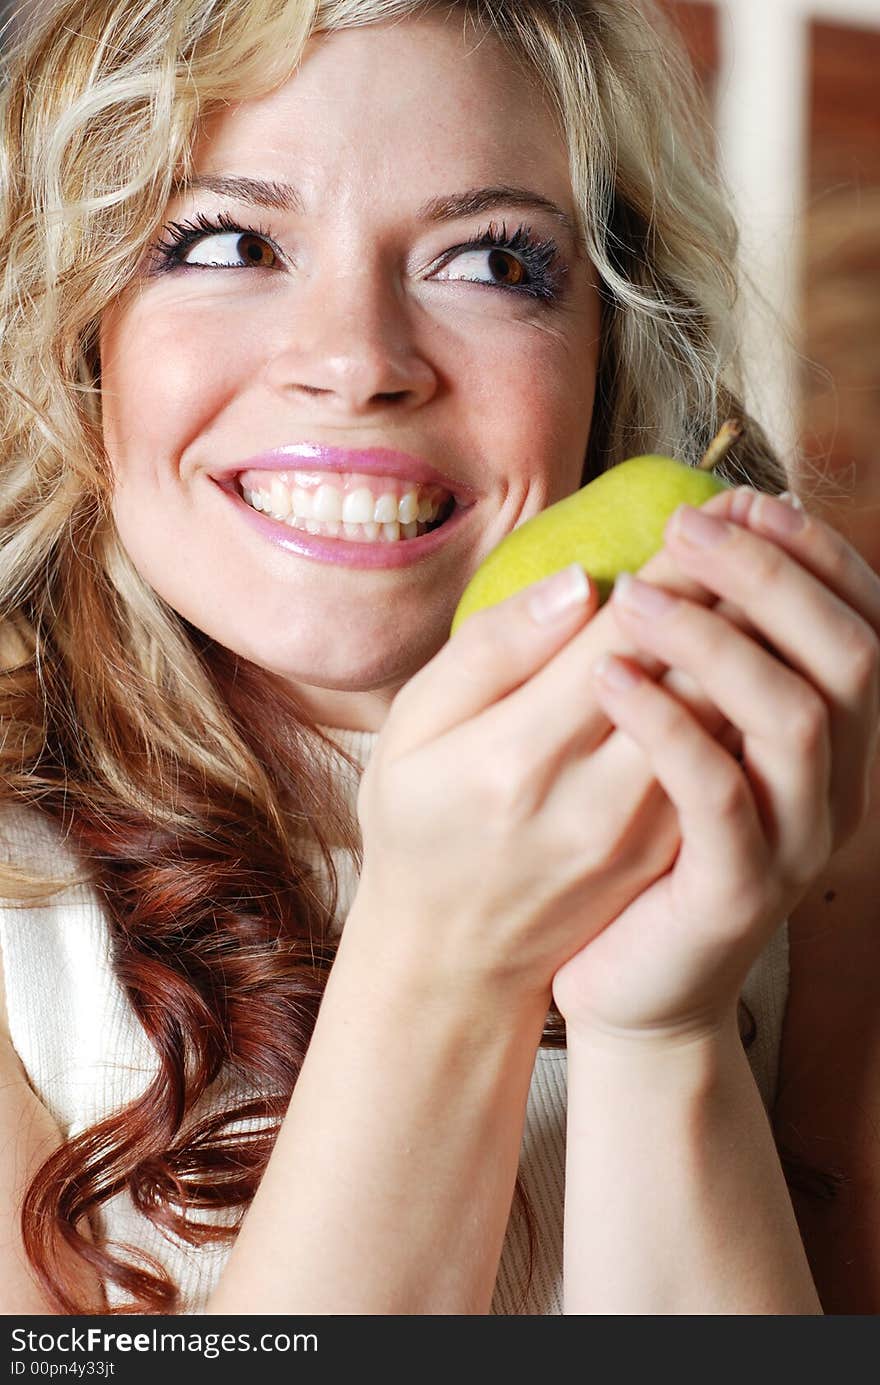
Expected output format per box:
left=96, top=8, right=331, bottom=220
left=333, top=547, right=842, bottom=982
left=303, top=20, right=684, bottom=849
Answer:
left=337, top=888, right=553, bottom=1041
left=563, top=1007, right=756, bottom=1155
left=563, top=1006, right=743, bottom=1077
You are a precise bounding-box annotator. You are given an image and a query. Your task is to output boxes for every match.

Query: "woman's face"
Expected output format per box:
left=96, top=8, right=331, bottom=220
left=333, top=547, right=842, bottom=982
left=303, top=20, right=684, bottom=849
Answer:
left=100, top=14, right=601, bottom=730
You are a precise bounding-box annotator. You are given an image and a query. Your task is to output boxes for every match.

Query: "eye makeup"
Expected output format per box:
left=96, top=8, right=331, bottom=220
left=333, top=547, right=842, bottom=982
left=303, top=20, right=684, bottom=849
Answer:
left=149, top=212, right=568, bottom=302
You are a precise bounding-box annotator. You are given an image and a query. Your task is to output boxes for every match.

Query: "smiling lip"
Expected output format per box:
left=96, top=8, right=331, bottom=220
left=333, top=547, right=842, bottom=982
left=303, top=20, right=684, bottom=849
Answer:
left=211, top=444, right=478, bottom=505
left=214, top=476, right=477, bottom=570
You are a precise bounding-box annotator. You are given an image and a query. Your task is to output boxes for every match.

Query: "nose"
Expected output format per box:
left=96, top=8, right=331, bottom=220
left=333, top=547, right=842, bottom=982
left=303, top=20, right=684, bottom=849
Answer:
left=262, top=253, right=439, bottom=415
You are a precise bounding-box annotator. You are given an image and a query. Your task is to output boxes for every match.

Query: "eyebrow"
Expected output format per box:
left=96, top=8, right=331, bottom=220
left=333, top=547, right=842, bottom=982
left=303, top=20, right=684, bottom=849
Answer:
left=173, top=173, right=585, bottom=255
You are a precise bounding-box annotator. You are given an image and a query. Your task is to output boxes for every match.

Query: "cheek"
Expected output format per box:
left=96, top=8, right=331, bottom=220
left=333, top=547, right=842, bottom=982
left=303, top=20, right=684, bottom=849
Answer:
left=100, top=303, right=236, bottom=474
left=472, top=336, right=596, bottom=491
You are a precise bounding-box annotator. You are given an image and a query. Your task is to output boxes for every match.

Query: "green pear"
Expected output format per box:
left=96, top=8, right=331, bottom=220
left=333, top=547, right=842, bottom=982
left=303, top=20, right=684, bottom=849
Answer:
left=450, top=428, right=739, bottom=636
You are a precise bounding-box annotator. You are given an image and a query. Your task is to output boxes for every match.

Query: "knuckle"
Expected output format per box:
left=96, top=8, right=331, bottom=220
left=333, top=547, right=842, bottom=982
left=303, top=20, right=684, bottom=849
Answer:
left=459, top=610, right=514, bottom=677
left=786, top=819, right=835, bottom=892
left=685, top=606, right=730, bottom=663
left=841, top=620, right=880, bottom=699
left=482, top=744, right=536, bottom=818
left=786, top=689, right=829, bottom=754
left=822, top=523, right=857, bottom=588
left=653, top=692, right=692, bottom=745
left=704, top=764, right=749, bottom=820
left=739, top=536, right=787, bottom=596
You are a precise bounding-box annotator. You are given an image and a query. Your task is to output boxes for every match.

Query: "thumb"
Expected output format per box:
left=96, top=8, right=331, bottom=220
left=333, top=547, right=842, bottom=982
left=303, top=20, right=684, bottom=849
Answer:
left=388, top=564, right=598, bottom=750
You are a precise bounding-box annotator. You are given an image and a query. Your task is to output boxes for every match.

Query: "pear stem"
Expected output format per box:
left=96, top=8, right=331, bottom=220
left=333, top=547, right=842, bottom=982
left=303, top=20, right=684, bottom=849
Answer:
left=698, top=418, right=743, bottom=472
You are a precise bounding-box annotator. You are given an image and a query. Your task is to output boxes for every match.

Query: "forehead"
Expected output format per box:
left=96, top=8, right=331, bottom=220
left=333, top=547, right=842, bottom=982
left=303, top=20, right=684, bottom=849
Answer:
left=192, top=16, right=572, bottom=201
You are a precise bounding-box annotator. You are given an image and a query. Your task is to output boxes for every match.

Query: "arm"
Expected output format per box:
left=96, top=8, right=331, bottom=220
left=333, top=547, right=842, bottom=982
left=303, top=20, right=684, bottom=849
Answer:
left=204, top=911, right=548, bottom=1315
left=564, top=1018, right=819, bottom=1313
left=203, top=553, right=712, bottom=1316
left=207, top=497, right=872, bottom=1317
left=552, top=488, right=879, bottom=1313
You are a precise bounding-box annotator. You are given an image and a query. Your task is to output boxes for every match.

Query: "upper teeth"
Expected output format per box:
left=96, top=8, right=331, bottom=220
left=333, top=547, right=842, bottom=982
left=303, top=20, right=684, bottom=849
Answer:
left=240, top=473, right=448, bottom=527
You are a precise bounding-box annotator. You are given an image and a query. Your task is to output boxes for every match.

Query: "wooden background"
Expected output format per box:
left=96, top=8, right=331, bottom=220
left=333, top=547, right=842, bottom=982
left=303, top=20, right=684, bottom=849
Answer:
left=663, top=0, right=880, bottom=518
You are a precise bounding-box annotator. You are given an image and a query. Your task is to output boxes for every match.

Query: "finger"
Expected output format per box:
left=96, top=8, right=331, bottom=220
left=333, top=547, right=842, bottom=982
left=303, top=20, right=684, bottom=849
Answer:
left=591, top=652, right=770, bottom=931
left=597, top=501, right=786, bottom=746
left=391, top=564, right=599, bottom=753
left=662, top=502, right=879, bottom=842
left=487, top=546, right=735, bottom=769
left=659, top=590, right=776, bottom=741
left=700, top=486, right=880, bottom=639
left=658, top=591, right=764, bottom=738
left=610, top=574, right=832, bottom=875
left=446, top=491, right=801, bottom=773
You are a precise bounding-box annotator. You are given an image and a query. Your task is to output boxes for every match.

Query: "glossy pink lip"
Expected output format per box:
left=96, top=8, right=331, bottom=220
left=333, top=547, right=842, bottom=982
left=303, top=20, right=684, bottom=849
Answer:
left=213, top=477, right=477, bottom=570
left=211, top=444, right=479, bottom=505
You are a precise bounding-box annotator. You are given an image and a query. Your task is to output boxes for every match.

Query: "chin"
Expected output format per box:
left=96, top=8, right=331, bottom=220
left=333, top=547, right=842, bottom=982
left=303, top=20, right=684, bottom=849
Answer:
left=203, top=613, right=449, bottom=694
left=253, top=646, right=419, bottom=695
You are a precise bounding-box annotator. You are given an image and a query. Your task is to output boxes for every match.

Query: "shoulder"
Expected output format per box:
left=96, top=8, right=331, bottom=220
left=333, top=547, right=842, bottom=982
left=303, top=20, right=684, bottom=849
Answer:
left=0, top=800, right=94, bottom=909
left=0, top=801, right=96, bottom=1041
left=0, top=800, right=83, bottom=871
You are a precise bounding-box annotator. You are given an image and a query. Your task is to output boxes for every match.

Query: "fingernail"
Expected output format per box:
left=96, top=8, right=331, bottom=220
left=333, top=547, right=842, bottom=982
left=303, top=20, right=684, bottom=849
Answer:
left=594, top=652, right=644, bottom=692
left=669, top=505, right=732, bottom=548
left=528, top=563, right=591, bottom=624
left=613, top=572, right=678, bottom=617
left=779, top=489, right=805, bottom=512
left=754, top=492, right=806, bottom=537
left=729, top=487, right=757, bottom=522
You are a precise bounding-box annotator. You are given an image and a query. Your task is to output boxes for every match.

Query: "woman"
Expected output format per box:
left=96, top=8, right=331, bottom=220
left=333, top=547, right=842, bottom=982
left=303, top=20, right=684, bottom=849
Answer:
left=0, top=0, right=877, bottom=1315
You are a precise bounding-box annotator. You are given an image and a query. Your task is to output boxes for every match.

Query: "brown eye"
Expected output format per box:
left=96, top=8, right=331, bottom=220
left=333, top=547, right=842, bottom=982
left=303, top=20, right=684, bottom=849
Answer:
left=435, top=243, right=533, bottom=292
left=177, top=229, right=280, bottom=269
left=487, top=249, right=527, bottom=287
left=237, top=234, right=277, bottom=268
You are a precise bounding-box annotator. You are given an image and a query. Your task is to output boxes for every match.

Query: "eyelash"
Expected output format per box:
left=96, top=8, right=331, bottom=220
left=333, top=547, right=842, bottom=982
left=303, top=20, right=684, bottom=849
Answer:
left=150, top=212, right=566, bottom=302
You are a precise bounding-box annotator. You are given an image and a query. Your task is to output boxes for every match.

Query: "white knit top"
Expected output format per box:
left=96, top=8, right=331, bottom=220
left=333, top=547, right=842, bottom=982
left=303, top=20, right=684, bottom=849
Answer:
left=0, top=726, right=789, bottom=1315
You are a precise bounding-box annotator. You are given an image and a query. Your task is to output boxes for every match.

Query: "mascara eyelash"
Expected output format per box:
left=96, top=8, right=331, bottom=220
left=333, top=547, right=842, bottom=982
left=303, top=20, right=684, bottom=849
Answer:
left=442, top=219, right=567, bottom=302
left=150, top=211, right=279, bottom=270
left=149, top=212, right=567, bottom=300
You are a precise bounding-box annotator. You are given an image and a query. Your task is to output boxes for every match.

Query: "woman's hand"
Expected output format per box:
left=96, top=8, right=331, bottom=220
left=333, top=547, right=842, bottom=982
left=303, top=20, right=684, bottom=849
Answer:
left=351, top=561, right=681, bottom=1013
left=552, top=488, right=880, bottom=1042
left=351, top=522, right=754, bottom=1013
